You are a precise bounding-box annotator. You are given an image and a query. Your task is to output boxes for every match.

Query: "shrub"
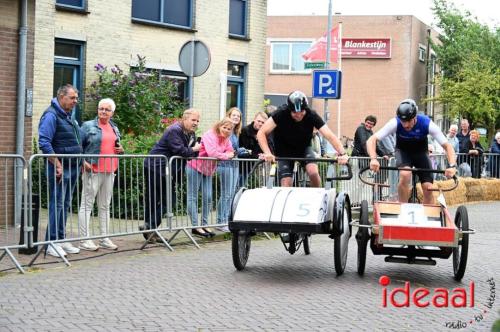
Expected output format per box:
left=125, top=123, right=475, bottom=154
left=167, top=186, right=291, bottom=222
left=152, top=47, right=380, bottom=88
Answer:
left=86, top=55, right=185, bottom=135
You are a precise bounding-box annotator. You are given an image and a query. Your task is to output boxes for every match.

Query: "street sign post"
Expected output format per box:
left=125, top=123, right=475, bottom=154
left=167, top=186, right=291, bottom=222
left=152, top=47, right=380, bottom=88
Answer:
left=304, top=62, right=325, bottom=69
left=312, top=70, right=342, bottom=99
left=178, top=39, right=211, bottom=107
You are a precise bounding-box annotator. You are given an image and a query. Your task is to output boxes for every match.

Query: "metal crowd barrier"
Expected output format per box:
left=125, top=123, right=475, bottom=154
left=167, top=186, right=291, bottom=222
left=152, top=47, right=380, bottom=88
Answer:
left=166, top=156, right=388, bottom=247
left=0, top=154, right=27, bottom=274
left=432, top=152, right=500, bottom=179
left=16, top=151, right=500, bottom=268
left=166, top=156, right=271, bottom=248
left=27, top=154, right=169, bottom=267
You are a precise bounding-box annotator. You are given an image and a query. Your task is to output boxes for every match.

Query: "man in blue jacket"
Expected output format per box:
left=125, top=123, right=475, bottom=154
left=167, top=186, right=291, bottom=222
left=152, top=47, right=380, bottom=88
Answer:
left=38, top=84, right=82, bottom=257
left=141, top=108, right=201, bottom=240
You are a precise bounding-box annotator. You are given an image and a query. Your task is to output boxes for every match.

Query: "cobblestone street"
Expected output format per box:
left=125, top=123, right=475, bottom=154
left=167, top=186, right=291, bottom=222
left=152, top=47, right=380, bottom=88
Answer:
left=1, top=202, right=499, bottom=331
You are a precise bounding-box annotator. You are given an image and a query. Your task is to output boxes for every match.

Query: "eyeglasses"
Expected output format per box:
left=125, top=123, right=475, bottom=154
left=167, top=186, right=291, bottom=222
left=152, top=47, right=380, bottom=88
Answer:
left=98, top=107, right=113, bottom=112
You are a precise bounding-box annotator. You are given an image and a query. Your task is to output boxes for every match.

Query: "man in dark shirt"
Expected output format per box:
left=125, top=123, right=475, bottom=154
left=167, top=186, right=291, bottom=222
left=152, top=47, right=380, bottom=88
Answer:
left=141, top=109, right=201, bottom=238
left=257, top=91, right=348, bottom=187
left=239, top=111, right=269, bottom=159
left=456, top=119, right=471, bottom=165
left=352, top=115, right=387, bottom=157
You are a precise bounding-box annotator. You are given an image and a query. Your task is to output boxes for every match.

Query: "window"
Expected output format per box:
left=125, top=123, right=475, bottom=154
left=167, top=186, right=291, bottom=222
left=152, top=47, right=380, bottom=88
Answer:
left=132, top=67, right=190, bottom=104
left=270, top=41, right=312, bottom=73
left=418, top=44, right=426, bottom=62
left=56, top=0, right=86, bottom=11
left=229, top=0, right=247, bottom=38
left=131, top=0, right=193, bottom=29
left=54, top=39, right=84, bottom=123
left=160, top=71, right=190, bottom=104
left=227, top=61, right=246, bottom=119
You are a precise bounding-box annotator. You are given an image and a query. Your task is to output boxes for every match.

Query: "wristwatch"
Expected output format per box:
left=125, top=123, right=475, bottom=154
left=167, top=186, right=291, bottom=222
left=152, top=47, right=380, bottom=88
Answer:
left=447, top=163, right=457, bottom=168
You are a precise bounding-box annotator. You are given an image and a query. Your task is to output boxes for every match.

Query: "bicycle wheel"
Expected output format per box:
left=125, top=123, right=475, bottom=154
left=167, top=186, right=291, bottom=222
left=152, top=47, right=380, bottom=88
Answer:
left=303, top=234, right=311, bottom=255
left=453, top=206, right=469, bottom=281
left=334, top=202, right=351, bottom=276
left=356, top=200, right=369, bottom=276
left=232, top=231, right=251, bottom=271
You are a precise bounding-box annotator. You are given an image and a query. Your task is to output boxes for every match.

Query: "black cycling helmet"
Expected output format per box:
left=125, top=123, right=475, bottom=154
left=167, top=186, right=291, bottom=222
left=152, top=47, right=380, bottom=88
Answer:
left=287, top=91, right=308, bottom=112
left=396, top=99, right=418, bottom=121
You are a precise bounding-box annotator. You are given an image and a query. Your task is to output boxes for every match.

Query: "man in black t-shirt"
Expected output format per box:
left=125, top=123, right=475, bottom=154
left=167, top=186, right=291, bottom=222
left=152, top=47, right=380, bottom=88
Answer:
left=257, top=91, right=348, bottom=187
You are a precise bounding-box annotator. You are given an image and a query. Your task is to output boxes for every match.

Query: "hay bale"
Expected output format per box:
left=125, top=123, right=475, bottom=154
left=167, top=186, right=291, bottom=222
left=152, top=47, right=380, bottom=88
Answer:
left=480, top=178, right=500, bottom=201
left=462, top=177, right=484, bottom=202
left=396, top=177, right=499, bottom=205
left=440, top=178, right=466, bottom=206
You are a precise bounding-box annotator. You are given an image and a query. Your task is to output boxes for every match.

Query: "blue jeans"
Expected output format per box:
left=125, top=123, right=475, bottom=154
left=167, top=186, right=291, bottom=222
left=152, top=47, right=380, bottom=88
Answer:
left=216, top=165, right=238, bottom=224
left=45, top=161, right=80, bottom=241
left=186, top=167, right=212, bottom=227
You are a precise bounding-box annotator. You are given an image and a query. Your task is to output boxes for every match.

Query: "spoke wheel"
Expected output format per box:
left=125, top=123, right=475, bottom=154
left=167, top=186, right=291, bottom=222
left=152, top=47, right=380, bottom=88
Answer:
left=334, top=203, right=351, bottom=276
left=356, top=200, right=369, bottom=276
left=232, top=231, right=251, bottom=271
left=453, top=206, right=469, bottom=281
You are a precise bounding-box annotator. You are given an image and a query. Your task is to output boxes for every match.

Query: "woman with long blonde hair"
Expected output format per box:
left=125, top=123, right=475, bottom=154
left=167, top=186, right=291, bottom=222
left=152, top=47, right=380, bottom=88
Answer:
left=186, top=117, right=234, bottom=237
left=216, top=107, right=251, bottom=231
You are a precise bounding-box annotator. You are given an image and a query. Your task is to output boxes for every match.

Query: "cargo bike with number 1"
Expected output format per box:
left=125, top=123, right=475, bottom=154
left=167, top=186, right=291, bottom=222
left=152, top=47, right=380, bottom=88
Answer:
left=229, top=158, right=353, bottom=275
left=354, top=166, right=474, bottom=280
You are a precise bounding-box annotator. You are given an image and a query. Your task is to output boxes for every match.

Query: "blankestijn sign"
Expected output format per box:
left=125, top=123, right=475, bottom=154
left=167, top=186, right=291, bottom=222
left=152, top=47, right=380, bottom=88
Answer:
left=341, top=38, right=391, bottom=58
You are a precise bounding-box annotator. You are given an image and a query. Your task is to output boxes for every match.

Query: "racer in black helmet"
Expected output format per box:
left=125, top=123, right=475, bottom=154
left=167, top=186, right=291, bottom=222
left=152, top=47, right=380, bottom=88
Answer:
left=396, top=99, right=418, bottom=121
left=366, top=98, right=457, bottom=204
left=287, top=90, right=309, bottom=113
left=257, top=90, right=348, bottom=187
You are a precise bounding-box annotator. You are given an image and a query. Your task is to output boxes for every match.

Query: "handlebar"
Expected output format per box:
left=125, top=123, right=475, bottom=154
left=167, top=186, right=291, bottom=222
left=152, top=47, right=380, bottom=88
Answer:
left=358, top=166, right=459, bottom=192
left=265, top=157, right=353, bottom=188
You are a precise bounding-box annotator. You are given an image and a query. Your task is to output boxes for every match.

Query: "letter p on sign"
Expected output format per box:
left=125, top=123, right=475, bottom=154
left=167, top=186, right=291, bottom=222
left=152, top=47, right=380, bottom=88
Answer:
left=312, top=70, right=342, bottom=99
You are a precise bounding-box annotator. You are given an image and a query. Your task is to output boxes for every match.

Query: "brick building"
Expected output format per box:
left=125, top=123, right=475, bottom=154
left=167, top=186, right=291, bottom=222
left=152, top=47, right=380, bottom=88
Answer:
left=265, top=15, right=442, bottom=140
left=32, top=0, right=267, bottom=134
left=0, top=0, right=34, bottom=155
left=0, top=0, right=35, bottom=227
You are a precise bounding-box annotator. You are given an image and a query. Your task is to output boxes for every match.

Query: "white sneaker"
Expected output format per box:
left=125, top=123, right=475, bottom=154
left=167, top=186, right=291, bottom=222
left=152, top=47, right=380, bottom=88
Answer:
left=60, top=242, right=80, bottom=254
left=216, top=226, right=230, bottom=233
left=79, top=240, right=99, bottom=251
left=46, top=244, right=66, bottom=257
left=99, top=238, right=118, bottom=250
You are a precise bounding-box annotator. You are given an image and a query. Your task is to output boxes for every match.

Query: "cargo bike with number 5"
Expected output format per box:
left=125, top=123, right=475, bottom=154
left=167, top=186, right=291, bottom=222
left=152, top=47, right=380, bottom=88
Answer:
left=354, top=166, right=474, bottom=280
left=229, top=158, right=353, bottom=276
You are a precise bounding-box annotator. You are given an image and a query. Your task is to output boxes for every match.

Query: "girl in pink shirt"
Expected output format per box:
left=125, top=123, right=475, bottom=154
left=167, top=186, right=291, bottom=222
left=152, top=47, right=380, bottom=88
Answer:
left=186, top=118, right=234, bottom=237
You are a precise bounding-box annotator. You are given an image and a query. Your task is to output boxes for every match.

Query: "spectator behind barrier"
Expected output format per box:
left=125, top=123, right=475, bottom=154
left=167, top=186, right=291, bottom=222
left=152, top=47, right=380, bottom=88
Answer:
left=186, top=118, right=234, bottom=238
left=446, top=124, right=460, bottom=153
left=457, top=119, right=471, bottom=165
left=487, top=132, right=500, bottom=178
left=465, top=130, right=484, bottom=179
left=216, top=107, right=250, bottom=232
left=78, top=98, right=123, bottom=251
left=141, top=109, right=201, bottom=242
left=38, top=84, right=82, bottom=257
left=238, top=111, right=271, bottom=187
left=239, top=111, right=269, bottom=159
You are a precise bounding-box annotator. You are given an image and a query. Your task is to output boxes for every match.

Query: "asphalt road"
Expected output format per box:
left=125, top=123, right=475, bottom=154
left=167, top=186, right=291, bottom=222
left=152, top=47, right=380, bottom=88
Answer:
left=0, top=202, right=499, bottom=331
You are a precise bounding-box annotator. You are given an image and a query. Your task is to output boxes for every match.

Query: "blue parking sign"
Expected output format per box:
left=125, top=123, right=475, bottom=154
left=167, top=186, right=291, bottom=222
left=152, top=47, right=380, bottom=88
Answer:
left=312, top=70, right=342, bottom=99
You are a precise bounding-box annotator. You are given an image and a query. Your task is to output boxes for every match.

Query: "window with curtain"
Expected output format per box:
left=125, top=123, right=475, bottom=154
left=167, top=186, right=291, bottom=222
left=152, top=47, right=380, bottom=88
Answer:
left=131, top=0, right=193, bottom=29
left=271, top=41, right=311, bottom=73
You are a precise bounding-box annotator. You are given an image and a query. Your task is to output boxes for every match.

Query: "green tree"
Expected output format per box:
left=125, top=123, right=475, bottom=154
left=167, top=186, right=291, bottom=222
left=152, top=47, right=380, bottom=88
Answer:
left=430, top=0, right=500, bottom=139
left=86, top=55, right=185, bottom=136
